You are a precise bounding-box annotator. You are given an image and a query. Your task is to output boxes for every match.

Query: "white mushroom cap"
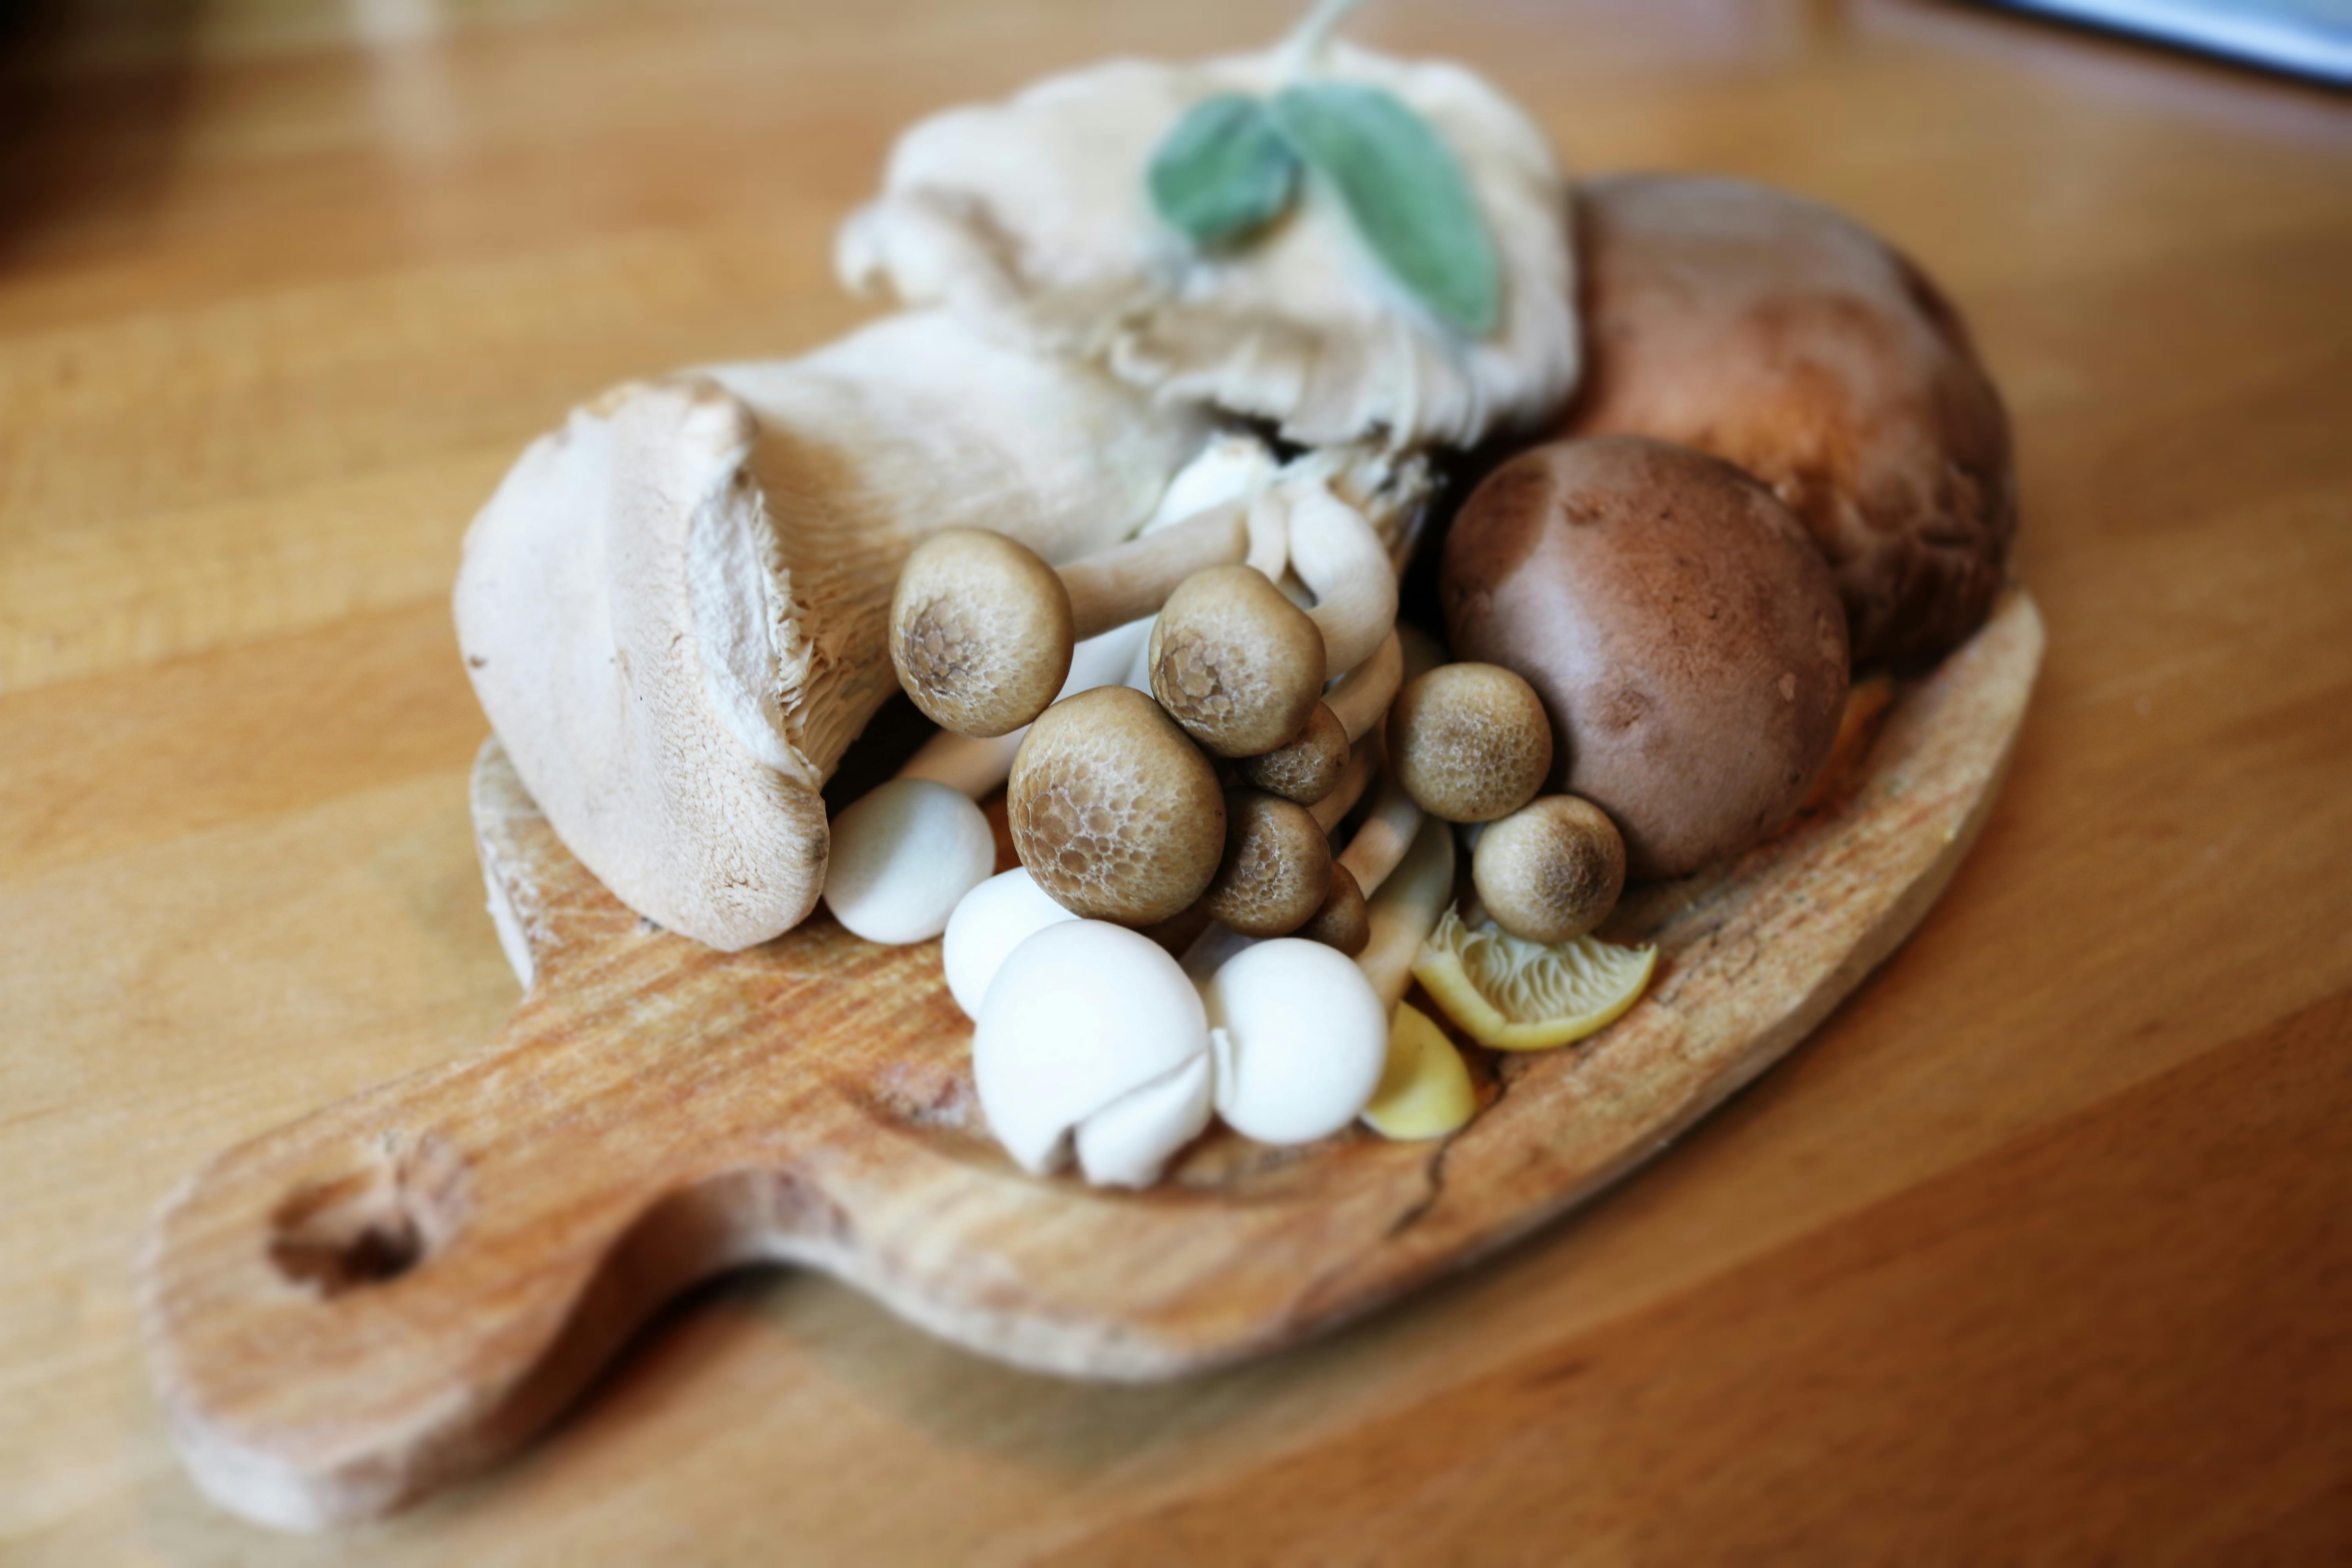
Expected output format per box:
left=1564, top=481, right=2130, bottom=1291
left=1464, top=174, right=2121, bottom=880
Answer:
left=837, top=42, right=1577, bottom=452
left=941, top=867, right=1078, bottom=1019
left=974, top=921, right=1214, bottom=1185
left=1204, top=937, right=1389, bottom=1145
left=821, top=779, right=998, bottom=945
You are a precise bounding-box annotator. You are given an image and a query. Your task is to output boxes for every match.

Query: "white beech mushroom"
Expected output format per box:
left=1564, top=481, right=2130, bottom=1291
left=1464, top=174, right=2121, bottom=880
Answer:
left=891, top=500, right=1262, bottom=737
left=837, top=36, right=1578, bottom=453
left=1148, top=565, right=1327, bottom=757
left=941, top=867, right=1078, bottom=1020
left=1203, top=938, right=1390, bottom=1147
left=973, top=920, right=1213, bottom=1186
left=1007, top=686, right=1227, bottom=924
left=455, top=311, right=1204, bottom=951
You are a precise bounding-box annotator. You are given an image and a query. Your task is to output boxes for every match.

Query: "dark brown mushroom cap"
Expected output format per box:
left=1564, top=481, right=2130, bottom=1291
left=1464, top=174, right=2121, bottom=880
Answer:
left=1201, top=789, right=1333, bottom=938
left=1008, top=687, right=1225, bottom=924
left=890, top=528, right=1074, bottom=737
left=1296, top=864, right=1370, bottom=956
left=1441, top=436, right=1850, bottom=878
left=1564, top=173, right=2014, bottom=667
left=1149, top=564, right=1327, bottom=758
left=1385, top=663, right=1554, bottom=824
left=1473, top=795, right=1626, bottom=946
left=1234, top=702, right=1349, bottom=806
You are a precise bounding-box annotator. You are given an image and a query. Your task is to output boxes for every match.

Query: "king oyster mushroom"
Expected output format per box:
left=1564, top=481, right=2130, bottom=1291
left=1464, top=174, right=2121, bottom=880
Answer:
left=836, top=37, right=1577, bottom=454
left=455, top=311, right=1207, bottom=951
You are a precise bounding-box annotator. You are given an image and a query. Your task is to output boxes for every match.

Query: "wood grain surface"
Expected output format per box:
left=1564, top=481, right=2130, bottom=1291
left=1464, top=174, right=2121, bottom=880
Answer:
left=5, top=1, right=2349, bottom=1562
left=136, top=590, right=2035, bottom=1531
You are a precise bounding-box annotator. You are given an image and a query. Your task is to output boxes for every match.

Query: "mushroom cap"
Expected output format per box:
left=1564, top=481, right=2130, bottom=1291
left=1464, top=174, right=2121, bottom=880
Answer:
left=1205, top=938, right=1390, bottom=1144
left=1296, top=863, right=1371, bottom=956
left=891, top=529, right=1076, bottom=738
left=1563, top=174, right=2014, bottom=667
left=1472, top=794, right=1626, bottom=945
left=974, top=920, right=1212, bottom=1180
left=1008, top=686, right=1227, bottom=924
left=1202, top=789, right=1334, bottom=938
left=1385, top=662, right=1554, bottom=823
left=1440, top=436, right=1851, bottom=878
left=837, top=43, right=1577, bottom=451
left=821, top=778, right=998, bottom=946
left=1149, top=564, right=1327, bottom=757
left=1235, top=701, right=1350, bottom=805
left=942, top=868, right=1079, bottom=1019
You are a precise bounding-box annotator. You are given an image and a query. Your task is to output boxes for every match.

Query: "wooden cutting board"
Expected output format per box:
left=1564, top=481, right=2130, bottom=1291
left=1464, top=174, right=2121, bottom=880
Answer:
left=136, top=590, right=2042, bottom=1532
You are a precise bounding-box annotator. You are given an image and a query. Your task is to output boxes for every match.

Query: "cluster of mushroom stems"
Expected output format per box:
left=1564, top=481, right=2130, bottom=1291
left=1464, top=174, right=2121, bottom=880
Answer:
left=817, top=456, right=1635, bottom=1187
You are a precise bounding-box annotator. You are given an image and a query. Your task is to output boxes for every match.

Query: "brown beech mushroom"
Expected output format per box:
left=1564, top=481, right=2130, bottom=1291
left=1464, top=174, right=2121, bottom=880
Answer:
left=1231, top=629, right=1403, bottom=805
left=1296, top=865, right=1370, bottom=956
left=1149, top=564, right=1326, bottom=757
left=1472, top=795, right=1626, bottom=945
left=1565, top=173, right=2015, bottom=666
left=1234, top=702, right=1349, bottom=805
left=1441, top=436, right=1850, bottom=878
left=893, top=503, right=1250, bottom=737
left=1007, top=686, right=1226, bottom=924
left=1201, top=789, right=1334, bottom=938
left=1385, top=662, right=1553, bottom=823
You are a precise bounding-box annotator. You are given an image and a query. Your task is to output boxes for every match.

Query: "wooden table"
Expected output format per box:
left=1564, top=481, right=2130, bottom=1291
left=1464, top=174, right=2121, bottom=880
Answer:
left=5, top=1, right=2348, bottom=1560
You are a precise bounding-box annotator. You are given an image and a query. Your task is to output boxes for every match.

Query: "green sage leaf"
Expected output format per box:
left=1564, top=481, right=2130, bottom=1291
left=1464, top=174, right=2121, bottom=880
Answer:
left=1148, top=94, right=1303, bottom=249
left=1269, top=81, right=1502, bottom=337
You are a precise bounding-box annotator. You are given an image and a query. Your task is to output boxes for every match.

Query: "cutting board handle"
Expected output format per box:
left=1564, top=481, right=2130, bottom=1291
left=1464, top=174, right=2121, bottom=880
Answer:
left=137, top=993, right=838, bottom=1532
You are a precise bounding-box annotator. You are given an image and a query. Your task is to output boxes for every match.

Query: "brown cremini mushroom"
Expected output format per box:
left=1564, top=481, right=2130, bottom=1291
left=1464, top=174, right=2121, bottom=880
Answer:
left=1441, top=436, right=1850, bottom=878
left=1149, top=564, right=1327, bottom=757
left=1472, top=795, right=1626, bottom=945
left=893, top=503, right=1249, bottom=737
left=1564, top=174, right=2015, bottom=667
left=1007, top=686, right=1226, bottom=923
left=1201, top=789, right=1334, bottom=938
left=1385, top=662, right=1554, bottom=823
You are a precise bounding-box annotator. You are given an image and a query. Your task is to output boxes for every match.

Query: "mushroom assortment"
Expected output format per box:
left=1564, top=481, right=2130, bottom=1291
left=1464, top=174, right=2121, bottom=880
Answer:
left=454, top=13, right=2016, bottom=1192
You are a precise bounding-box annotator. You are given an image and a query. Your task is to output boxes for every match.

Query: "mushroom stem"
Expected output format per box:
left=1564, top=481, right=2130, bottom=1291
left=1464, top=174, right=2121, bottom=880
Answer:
left=1336, top=767, right=1425, bottom=896
left=1323, top=630, right=1403, bottom=743
left=1307, top=739, right=1377, bottom=833
left=1356, top=811, right=1457, bottom=1012
left=1287, top=484, right=1399, bottom=676
left=1062, top=501, right=1252, bottom=639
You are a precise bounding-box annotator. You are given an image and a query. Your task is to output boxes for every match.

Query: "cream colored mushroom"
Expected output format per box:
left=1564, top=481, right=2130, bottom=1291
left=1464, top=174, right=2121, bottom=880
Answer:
left=941, top=867, right=1077, bottom=1020
left=455, top=311, right=1203, bottom=951
left=837, top=36, right=1578, bottom=452
left=1203, top=937, right=1390, bottom=1146
left=891, top=501, right=1259, bottom=738
left=1281, top=481, right=1399, bottom=677
left=1007, top=686, right=1227, bottom=924
left=1356, top=809, right=1457, bottom=1013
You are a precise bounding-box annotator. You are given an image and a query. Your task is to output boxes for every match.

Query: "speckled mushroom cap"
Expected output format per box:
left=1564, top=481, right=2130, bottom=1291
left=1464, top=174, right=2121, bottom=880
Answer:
left=1472, top=795, right=1626, bottom=945
left=1150, top=564, right=1327, bottom=758
left=891, top=528, right=1076, bottom=737
left=1008, top=686, right=1226, bottom=924
left=1563, top=174, right=2015, bottom=668
left=1235, top=702, right=1350, bottom=806
left=1385, top=662, right=1554, bottom=823
left=1202, top=789, right=1334, bottom=938
left=1441, top=436, right=1850, bottom=878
